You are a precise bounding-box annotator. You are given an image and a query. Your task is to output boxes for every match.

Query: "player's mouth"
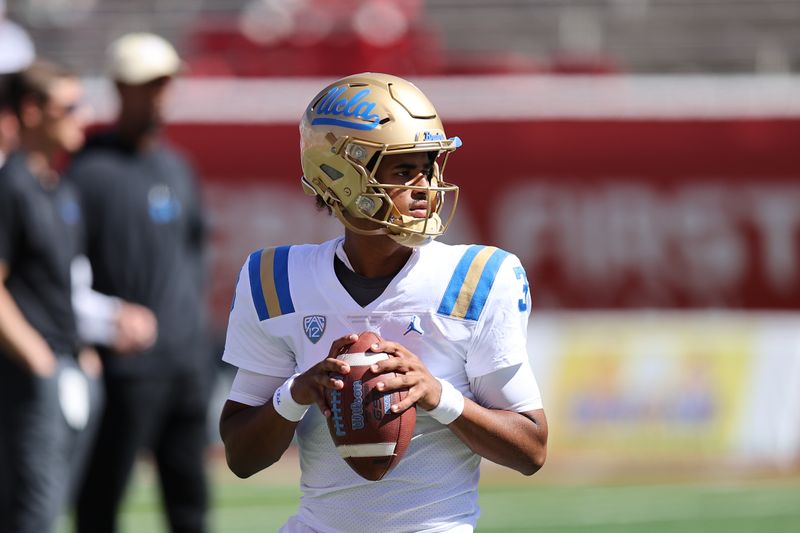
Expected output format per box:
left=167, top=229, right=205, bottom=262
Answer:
left=408, top=203, right=429, bottom=218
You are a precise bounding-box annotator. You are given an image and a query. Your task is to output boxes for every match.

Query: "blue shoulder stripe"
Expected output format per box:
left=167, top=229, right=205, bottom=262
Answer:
left=273, top=245, right=295, bottom=315
left=438, top=245, right=484, bottom=317
left=464, top=248, right=509, bottom=320
left=437, top=245, right=510, bottom=321
left=247, top=246, right=295, bottom=321
left=230, top=269, right=241, bottom=312
left=248, top=250, right=269, bottom=321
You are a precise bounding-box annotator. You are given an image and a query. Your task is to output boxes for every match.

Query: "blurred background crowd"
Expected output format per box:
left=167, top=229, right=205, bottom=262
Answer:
left=6, top=0, right=800, bottom=76
left=1, top=0, right=799, bottom=532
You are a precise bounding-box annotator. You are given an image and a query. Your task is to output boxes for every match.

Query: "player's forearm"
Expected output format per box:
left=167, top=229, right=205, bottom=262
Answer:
left=448, top=402, right=548, bottom=476
left=219, top=400, right=297, bottom=478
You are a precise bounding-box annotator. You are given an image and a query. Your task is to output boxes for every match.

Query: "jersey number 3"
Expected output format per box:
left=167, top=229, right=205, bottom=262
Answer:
left=513, top=266, right=529, bottom=312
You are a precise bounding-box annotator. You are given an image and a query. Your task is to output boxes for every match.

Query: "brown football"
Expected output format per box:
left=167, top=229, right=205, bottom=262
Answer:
left=325, top=331, right=416, bottom=481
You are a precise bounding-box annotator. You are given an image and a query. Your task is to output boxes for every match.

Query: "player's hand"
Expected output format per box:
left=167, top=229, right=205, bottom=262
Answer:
left=367, top=339, right=442, bottom=413
left=291, top=333, right=357, bottom=416
left=113, top=302, right=157, bottom=354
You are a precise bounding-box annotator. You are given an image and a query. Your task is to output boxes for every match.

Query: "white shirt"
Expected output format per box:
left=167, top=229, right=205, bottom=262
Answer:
left=223, top=238, right=542, bottom=533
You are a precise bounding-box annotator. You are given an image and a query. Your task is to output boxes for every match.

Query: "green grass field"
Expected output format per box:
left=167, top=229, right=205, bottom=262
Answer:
left=84, top=457, right=799, bottom=533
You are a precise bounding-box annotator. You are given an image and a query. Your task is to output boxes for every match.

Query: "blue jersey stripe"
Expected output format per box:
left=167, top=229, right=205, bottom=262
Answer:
left=273, top=245, right=295, bottom=315
left=248, top=250, right=269, bottom=321
left=437, top=245, right=485, bottom=316
left=464, top=248, right=509, bottom=320
left=230, top=269, right=241, bottom=312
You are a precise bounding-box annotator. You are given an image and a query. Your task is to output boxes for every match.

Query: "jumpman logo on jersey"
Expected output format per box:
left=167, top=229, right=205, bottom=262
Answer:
left=404, top=315, right=425, bottom=336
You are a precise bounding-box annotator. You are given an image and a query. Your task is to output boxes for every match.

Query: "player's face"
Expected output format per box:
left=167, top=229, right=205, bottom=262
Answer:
left=375, top=152, right=437, bottom=219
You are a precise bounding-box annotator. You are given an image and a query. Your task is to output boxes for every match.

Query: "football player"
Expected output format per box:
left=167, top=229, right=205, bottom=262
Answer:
left=220, top=73, right=548, bottom=532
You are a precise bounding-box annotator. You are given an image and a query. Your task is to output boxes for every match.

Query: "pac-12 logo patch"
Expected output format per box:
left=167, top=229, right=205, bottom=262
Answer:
left=303, top=315, right=327, bottom=344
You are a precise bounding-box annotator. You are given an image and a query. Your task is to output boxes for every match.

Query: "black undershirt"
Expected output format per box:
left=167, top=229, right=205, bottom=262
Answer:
left=333, top=254, right=395, bottom=307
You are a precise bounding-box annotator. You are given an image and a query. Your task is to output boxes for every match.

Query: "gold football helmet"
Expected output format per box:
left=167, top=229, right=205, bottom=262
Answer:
left=300, top=72, right=461, bottom=247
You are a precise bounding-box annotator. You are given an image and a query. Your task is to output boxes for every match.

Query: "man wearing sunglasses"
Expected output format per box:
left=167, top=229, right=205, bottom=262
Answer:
left=0, top=60, right=96, bottom=533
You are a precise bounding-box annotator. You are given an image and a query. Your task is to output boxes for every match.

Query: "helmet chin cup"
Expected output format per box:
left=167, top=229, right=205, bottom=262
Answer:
left=386, top=213, right=444, bottom=248
left=388, top=232, right=435, bottom=247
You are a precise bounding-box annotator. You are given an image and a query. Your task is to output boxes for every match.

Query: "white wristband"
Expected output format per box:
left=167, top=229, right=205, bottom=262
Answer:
left=272, top=373, right=310, bottom=422
left=428, top=378, right=465, bottom=425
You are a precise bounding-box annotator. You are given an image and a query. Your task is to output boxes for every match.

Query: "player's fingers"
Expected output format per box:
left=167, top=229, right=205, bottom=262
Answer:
left=327, top=333, right=358, bottom=358
left=320, top=357, right=351, bottom=375
left=369, top=356, right=406, bottom=375
left=327, top=375, right=346, bottom=390
left=316, top=397, right=332, bottom=418
left=375, top=374, right=413, bottom=393
left=371, top=340, right=405, bottom=356
left=306, top=368, right=345, bottom=390
left=389, top=393, right=417, bottom=414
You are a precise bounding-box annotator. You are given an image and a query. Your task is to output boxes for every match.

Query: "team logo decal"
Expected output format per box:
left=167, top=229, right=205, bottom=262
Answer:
left=417, top=131, right=446, bottom=142
left=403, top=315, right=425, bottom=336
left=312, top=86, right=381, bottom=131
left=303, top=315, right=327, bottom=344
left=148, top=185, right=181, bottom=224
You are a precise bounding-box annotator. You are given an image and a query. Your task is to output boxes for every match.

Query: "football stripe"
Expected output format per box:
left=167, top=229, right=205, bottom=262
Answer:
left=336, top=443, right=397, bottom=458
left=336, top=352, right=389, bottom=366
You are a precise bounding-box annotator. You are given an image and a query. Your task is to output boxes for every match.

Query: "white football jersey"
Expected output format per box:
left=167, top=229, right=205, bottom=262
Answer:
left=223, top=237, right=536, bottom=533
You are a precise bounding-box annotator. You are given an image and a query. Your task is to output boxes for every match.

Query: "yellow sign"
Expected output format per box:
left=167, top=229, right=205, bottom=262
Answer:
left=549, top=317, right=752, bottom=459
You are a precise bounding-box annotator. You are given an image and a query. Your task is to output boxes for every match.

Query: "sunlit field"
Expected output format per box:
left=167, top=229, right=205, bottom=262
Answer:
left=59, top=450, right=800, bottom=533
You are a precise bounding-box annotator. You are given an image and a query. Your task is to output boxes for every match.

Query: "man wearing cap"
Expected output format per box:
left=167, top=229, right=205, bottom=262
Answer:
left=69, top=33, right=210, bottom=533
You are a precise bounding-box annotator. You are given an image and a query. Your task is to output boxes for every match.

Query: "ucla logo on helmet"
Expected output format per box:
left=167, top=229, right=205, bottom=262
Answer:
left=303, top=315, right=327, bottom=344
left=417, top=131, right=446, bottom=142
left=312, top=86, right=382, bottom=131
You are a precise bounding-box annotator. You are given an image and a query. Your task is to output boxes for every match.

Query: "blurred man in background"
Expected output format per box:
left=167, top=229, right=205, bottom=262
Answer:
left=0, top=0, right=35, bottom=167
left=0, top=60, right=95, bottom=533
left=70, top=32, right=211, bottom=533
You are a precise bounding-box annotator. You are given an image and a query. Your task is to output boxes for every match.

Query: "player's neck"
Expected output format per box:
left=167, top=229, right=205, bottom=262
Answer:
left=342, top=232, right=413, bottom=279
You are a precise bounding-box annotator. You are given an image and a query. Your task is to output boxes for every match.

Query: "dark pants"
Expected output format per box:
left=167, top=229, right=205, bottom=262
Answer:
left=0, top=354, right=103, bottom=533
left=76, top=370, right=211, bottom=533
